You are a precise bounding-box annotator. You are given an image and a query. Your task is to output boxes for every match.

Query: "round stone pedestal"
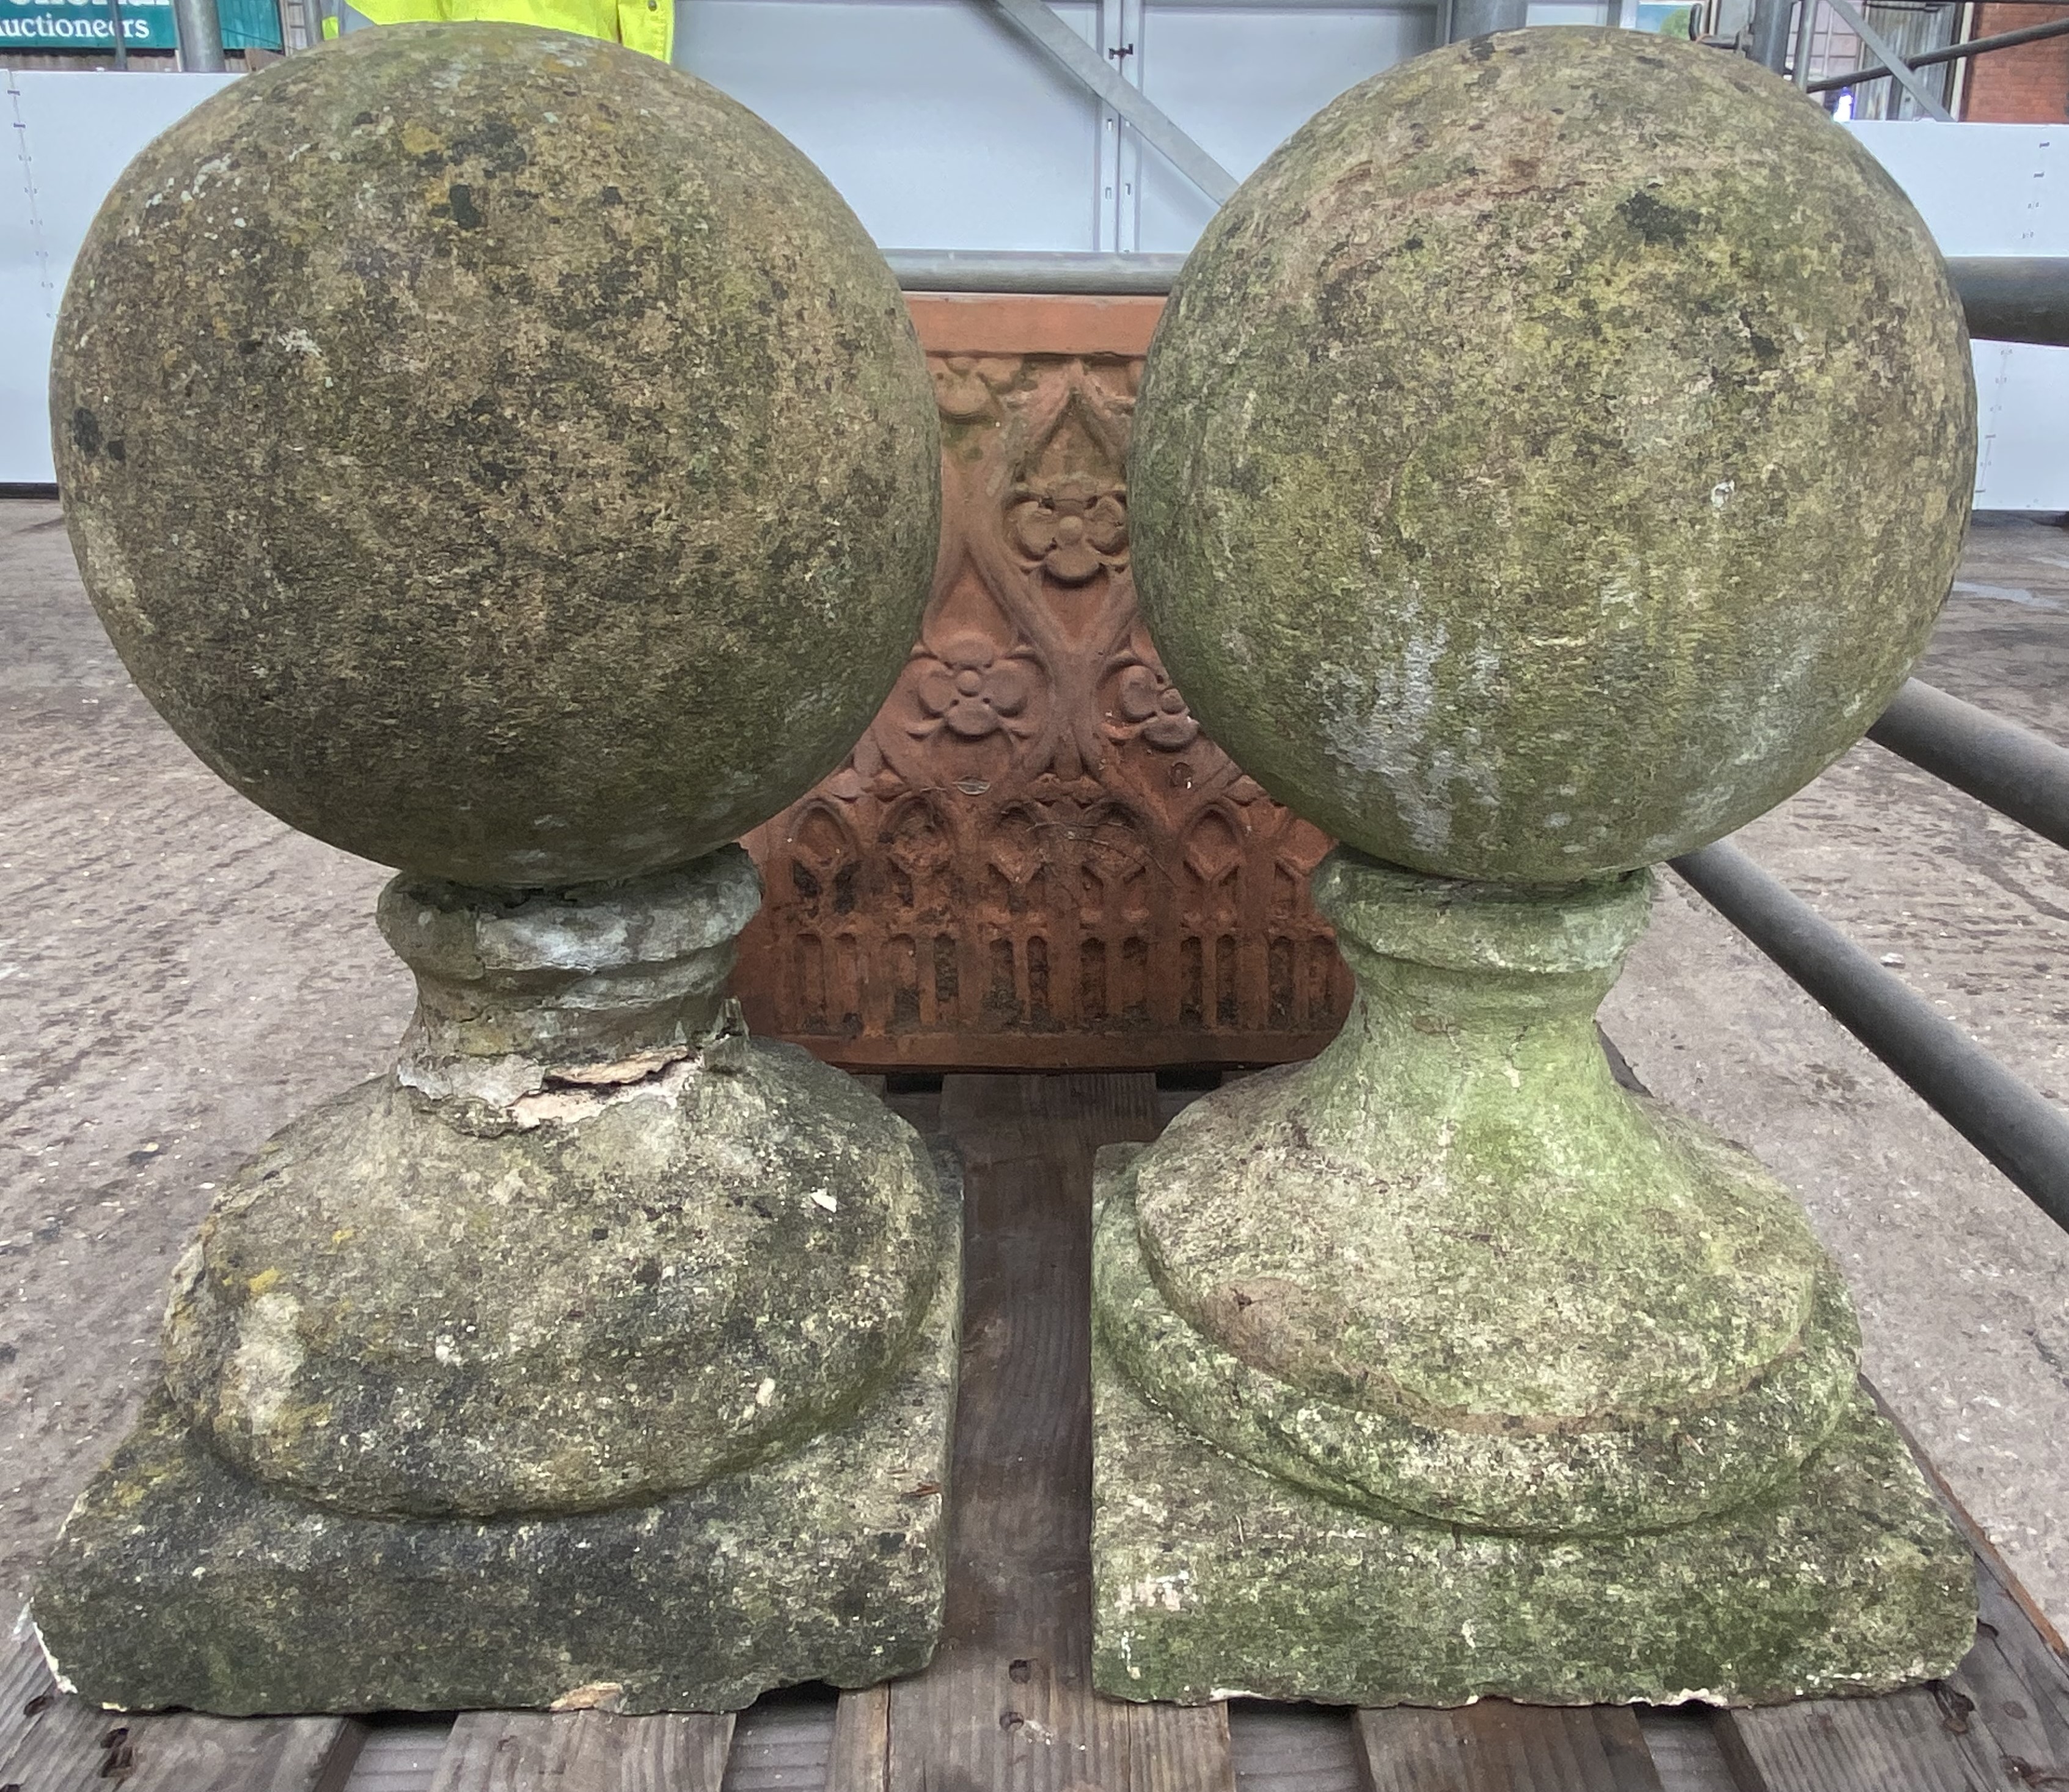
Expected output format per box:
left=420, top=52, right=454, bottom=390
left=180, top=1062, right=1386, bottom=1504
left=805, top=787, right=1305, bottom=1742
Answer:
left=37, top=853, right=961, bottom=1713
left=1091, top=854, right=1974, bottom=1705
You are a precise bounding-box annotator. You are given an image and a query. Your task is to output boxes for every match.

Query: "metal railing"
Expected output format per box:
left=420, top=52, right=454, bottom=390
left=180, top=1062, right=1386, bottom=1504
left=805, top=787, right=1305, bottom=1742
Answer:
left=1669, top=287, right=2069, bottom=1234
left=1671, top=837, right=2069, bottom=1233
left=889, top=252, right=2069, bottom=353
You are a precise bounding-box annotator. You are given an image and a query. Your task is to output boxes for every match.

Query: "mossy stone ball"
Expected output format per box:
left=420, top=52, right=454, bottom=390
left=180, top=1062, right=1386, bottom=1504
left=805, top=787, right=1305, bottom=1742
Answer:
left=56, top=26, right=938, bottom=888
left=1131, top=29, right=1973, bottom=883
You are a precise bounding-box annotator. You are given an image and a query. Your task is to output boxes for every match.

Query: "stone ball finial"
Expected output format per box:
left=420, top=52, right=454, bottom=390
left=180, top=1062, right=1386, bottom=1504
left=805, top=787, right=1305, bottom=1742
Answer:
left=54, top=25, right=939, bottom=888
left=1131, top=28, right=1974, bottom=884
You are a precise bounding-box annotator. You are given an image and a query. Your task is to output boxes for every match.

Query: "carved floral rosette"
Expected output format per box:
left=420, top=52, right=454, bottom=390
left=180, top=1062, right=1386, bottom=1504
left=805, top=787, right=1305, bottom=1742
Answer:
left=733, top=316, right=1352, bottom=1070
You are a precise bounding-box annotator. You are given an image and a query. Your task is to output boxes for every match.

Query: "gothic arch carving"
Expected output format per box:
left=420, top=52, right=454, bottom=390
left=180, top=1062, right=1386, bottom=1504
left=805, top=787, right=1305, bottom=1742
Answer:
left=734, top=312, right=1351, bottom=1068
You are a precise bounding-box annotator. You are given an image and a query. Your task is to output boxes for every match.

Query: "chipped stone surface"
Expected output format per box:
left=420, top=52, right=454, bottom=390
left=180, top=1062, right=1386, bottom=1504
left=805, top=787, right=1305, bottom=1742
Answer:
left=160, top=1033, right=945, bottom=1520
left=34, top=1165, right=960, bottom=1714
left=1092, top=1333, right=1976, bottom=1709
left=31, top=23, right=957, bottom=1714
left=378, top=849, right=764, bottom=1106
left=52, top=24, right=939, bottom=888
left=1096, top=27, right=1984, bottom=1706
left=8, top=510, right=2068, bottom=1653
left=1130, top=27, right=1974, bottom=883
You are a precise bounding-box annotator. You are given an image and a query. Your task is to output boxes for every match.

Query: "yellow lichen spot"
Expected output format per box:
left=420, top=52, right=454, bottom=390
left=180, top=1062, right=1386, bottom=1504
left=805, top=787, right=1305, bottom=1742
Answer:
left=331, top=1227, right=355, bottom=1246
left=246, top=1267, right=283, bottom=1296
left=400, top=122, right=443, bottom=158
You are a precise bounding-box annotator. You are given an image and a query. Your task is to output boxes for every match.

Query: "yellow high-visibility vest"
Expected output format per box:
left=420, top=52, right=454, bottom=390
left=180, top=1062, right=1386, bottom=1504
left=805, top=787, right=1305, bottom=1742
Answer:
left=325, top=0, right=670, bottom=64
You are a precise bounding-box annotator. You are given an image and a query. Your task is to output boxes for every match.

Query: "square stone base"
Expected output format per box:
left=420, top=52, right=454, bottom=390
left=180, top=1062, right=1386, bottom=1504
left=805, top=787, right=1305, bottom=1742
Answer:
left=1092, top=1338, right=1976, bottom=1708
left=33, top=1183, right=961, bottom=1716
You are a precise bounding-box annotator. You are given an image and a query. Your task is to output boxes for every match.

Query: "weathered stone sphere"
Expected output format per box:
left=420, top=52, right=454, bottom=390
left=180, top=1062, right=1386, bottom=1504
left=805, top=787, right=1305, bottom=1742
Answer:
left=1132, top=29, right=1973, bottom=883
left=56, top=26, right=938, bottom=887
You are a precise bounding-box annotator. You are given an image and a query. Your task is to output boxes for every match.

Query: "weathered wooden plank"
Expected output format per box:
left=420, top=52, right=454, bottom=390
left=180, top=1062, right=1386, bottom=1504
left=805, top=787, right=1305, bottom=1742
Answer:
left=1116, top=1695, right=1237, bottom=1792
left=885, top=1130, right=1125, bottom=1791
left=886, top=1072, right=1204, bottom=1791
left=1952, top=1573, right=2069, bottom=1787
left=340, top=1721, right=455, bottom=1792
left=1708, top=1386, right=2067, bottom=1792
left=1713, top=1683, right=2004, bottom=1792
left=938, top=1071, right=1160, bottom=1185
left=423, top=1709, right=733, bottom=1792
left=1226, top=1704, right=1364, bottom=1792
left=827, top=1686, right=888, bottom=1792
left=1630, top=1711, right=1738, bottom=1792
left=720, top=1696, right=837, bottom=1792
left=1356, top=1703, right=1664, bottom=1792
left=0, top=1623, right=121, bottom=1792
left=1902, top=1394, right=2069, bottom=1789
left=0, top=1623, right=55, bottom=1739
left=119, top=1711, right=367, bottom=1792
left=0, top=1626, right=365, bottom=1792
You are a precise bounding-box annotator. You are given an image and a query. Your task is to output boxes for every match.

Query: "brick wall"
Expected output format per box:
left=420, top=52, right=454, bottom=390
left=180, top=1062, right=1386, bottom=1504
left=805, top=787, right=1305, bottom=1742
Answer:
left=1963, top=2, right=2069, bottom=121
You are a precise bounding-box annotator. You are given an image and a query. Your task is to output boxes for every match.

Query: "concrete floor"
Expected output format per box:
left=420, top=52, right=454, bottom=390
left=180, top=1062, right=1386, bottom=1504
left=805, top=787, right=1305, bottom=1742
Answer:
left=4, top=500, right=2069, bottom=1639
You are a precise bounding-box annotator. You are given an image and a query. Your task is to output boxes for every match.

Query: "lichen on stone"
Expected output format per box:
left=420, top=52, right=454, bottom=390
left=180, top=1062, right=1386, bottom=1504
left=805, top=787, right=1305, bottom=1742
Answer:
left=1130, top=27, right=1975, bottom=883
left=54, top=24, right=940, bottom=887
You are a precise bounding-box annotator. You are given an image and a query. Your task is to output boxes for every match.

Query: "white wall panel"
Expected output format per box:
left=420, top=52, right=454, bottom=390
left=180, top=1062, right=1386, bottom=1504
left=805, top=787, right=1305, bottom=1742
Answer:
left=677, top=0, right=1104, bottom=251
left=1847, top=122, right=2064, bottom=511
left=1134, top=4, right=1435, bottom=251
left=1, top=71, right=234, bottom=484
left=0, top=78, right=51, bottom=486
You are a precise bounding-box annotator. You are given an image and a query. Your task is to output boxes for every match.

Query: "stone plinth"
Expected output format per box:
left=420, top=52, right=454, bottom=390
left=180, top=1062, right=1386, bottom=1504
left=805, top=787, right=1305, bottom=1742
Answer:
left=1093, top=1318, right=1973, bottom=1708
left=1089, top=857, right=1974, bottom=1703
left=36, top=1156, right=959, bottom=1716
left=37, top=857, right=963, bottom=1711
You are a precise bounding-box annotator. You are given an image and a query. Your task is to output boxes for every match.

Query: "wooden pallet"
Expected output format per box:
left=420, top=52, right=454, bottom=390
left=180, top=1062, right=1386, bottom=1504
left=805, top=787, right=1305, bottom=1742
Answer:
left=4, top=1072, right=2067, bottom=1791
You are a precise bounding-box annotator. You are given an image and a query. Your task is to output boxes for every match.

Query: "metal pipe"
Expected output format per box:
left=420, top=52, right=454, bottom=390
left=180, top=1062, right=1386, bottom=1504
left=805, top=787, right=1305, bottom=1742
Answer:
left=1793, top=0, right=1818, bottom=84
left=1751, top=0, right=1794, bottom=70
left=1446, top=0, right=1528, bottom=38
left=1944, top=256, right=2069, bottom=347
left=888, top=250, right=1184, bottom=293
left=107, top=0, right=129, bottom=65
left=172, top=0, right=227, bottom=68
left=1867, top=678, right=2069, bottom=850
left=886, top=253, right=2068, bottom=352
left=1671, top=839, right=2069, bottom=1235
left=1809, top=10, right=2069, bottom=89
left=1819, top=0, right=1952, bottom=116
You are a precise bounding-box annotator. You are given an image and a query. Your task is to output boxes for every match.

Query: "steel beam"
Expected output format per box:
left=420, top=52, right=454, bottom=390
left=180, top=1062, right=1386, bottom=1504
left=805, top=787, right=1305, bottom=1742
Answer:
left=1819, top=0, right=1953, bottom=117
left=981, top=0, right=1238, bottom=205
left=1749, top=0, right=1793, bottom=70
left=1793, top=0, right=1818, bottom=84
left=1672, top=840, right=2069, bottom=1234
left=1810, top=11, right=2069, bottom=90
left=880, top=251, right=2069, bottom=345
left=1446, top=0, right=1528, bottom=41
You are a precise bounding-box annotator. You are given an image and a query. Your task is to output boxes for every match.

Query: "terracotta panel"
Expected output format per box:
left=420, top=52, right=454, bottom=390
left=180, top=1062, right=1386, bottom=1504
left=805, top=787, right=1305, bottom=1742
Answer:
left=733, top=296, right=1353, bottom=1071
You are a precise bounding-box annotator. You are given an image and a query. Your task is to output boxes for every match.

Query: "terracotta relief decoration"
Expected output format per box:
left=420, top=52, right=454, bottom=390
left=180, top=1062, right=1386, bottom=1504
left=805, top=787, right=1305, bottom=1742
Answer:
left=733, top=302, right=1354, bottom=1070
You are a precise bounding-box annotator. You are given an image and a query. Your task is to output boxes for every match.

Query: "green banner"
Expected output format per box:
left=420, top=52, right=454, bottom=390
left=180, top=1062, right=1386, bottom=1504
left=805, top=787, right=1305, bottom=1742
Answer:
left=0, top=0, right=177, bottom=49
left=0, top=0, right=281, bottom=51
